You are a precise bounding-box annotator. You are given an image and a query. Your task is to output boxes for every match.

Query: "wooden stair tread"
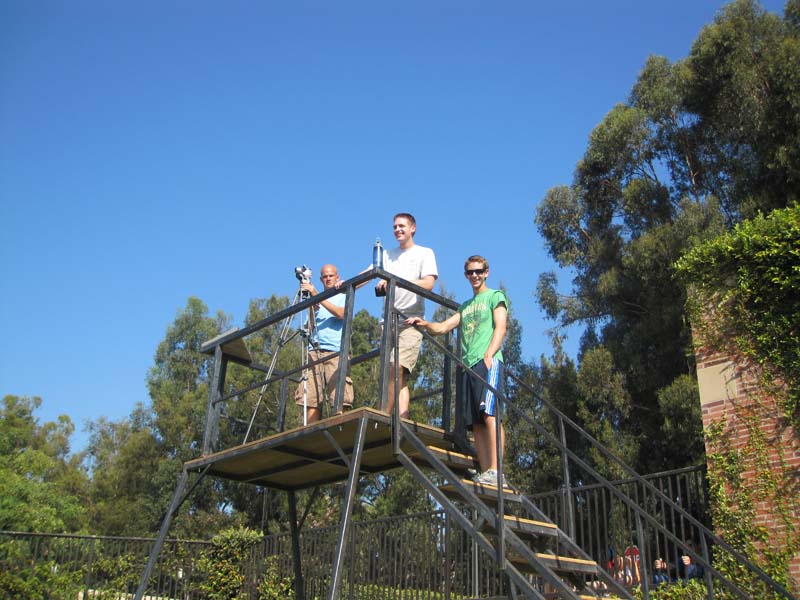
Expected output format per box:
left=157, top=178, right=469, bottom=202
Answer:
left=409, top=446, right=479, bottom=470
left=439, top=479, right=522, bottom=506
left=479, top=514, right=558, bottom=539
left=509, top=552, right=598, bottom=574
left=439, top=480, right=523, bottom=502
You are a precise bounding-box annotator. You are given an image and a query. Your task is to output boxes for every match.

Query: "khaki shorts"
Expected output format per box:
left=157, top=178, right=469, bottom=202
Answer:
left=294, top=350, right=354, bottom=409
left=389, top=326, right=424, bottom=373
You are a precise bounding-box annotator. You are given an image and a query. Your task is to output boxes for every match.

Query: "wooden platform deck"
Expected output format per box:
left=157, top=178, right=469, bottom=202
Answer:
left=184, top=408, right=458, bottom=491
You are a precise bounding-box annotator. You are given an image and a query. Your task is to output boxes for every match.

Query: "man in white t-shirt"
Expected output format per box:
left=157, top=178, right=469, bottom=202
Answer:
left=374, top=213, right=438, bottom=418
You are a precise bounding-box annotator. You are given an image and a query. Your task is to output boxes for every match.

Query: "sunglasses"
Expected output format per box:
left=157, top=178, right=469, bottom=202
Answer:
left=464, top=268, right=487, bottom=276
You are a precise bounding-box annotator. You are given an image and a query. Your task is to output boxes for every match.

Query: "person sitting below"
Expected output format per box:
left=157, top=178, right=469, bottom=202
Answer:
left=652, top=557, right=670, bottom=585
left=679, top=540, right=705, bottom=581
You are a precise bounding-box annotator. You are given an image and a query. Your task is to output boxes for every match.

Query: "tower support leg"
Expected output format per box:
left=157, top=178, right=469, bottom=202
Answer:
left=328, top=416, right=368, bottom=600
left=134, top=469, right=190, bottom=600
left=288, top=491, right=305, bottom=600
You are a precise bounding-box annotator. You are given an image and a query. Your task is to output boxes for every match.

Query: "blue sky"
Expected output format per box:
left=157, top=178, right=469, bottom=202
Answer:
left=1, top=1, right=786, bottom=454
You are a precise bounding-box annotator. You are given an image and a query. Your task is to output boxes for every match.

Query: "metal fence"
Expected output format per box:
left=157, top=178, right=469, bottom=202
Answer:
left=1, top=513, right=503, bottom=600
left=1, top=465, right=706, bottom=599
left=533, top=465, right=709, bottom=588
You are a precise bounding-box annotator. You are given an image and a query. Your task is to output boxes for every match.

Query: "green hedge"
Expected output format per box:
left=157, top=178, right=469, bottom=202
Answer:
left=677, top=203, right=800, bottom=427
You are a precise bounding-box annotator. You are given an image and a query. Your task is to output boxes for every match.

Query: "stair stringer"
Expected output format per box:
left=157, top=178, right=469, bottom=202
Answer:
left=397, top=422, right=635, bottom=600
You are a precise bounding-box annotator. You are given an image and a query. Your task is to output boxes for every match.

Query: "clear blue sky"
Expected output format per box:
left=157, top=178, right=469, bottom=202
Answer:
left=1, top=1, right=786, bottom=454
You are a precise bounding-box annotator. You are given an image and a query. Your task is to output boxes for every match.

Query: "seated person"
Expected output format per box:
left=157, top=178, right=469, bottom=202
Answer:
left=623, top=545, right=641, bottom=585
left=652, top=557, right=670, bottom=585
left=679, top=540, right=705, bottom=581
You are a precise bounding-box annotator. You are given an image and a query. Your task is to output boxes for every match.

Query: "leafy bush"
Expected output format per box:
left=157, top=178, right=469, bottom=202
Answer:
left=255, top=554, right=293, bottom=599
left=677, top=203, right=800, bottom=427
left=0, top=539, right=81, bottom=599
left=633, top=579, right=707, bottom=600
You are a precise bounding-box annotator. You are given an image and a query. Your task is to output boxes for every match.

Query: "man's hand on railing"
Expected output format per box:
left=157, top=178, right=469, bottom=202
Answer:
left=405, top=316, right=427, bottom=329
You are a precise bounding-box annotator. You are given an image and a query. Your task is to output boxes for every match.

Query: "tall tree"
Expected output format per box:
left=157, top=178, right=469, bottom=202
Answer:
left=535, top=0, right=798, bottom=473
left=85, top=407, right=166, bottom=536
left=0, top=395, right=89, bottom=533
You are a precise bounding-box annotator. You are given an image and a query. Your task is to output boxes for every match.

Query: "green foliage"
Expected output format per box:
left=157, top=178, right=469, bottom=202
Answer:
left=704, top=415, right=799, bottom=599
left=677, top=204, right=800, bottom=597
left=350, top=308, right=383, bottom=410
left=85, top=296, right=238, bottom=539
left=535, top=0, right=799, bottom=474
left=193, top=527, right=294, bottom=600
left=656, top=375, right=704, bottom=467
left=677, top=204, right=800, bottom=427
left=85, top=412, right=167, bottom=536
left=0, top=395, right=90, bottom=533
left=633, top=580, right=707, bottom=600
left=256, top=555, right=294, bottom=600
left=195, top=527, right=263, bottom=600
left=87, top=551, right=145, bottom=598
left=147, top=296, right=230, bottom=457
left=575, top=346, right=636, bottom=478
left=685, top=0, right=800, bottom=216
left=0, top=538, right=82, bottom=599
left=342, top=583, right=470, bottom=599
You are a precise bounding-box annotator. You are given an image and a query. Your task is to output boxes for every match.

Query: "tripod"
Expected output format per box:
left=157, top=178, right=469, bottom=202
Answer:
left=243, top=284, right=315, bottom=443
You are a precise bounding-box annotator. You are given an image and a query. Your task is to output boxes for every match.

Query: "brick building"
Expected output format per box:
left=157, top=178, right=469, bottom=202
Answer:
left=695, top=344, right=800, bottom=589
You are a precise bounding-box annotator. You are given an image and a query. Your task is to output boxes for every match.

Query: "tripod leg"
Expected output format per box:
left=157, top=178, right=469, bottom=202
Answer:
left=245, top=289, right=305, bottom=442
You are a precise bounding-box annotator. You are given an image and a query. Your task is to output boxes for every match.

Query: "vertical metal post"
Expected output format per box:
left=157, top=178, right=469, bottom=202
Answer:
left=288, top=491, right=305, bottom=600
left=83, top=537, right=95, bottom=600
left=377, top=277, right=394, bottom=411
left=277, top=377, right=288, bottom=433
left=202, top=346, right=228, bottom=455
left=495, top=393, right=505, bottom=568
left=636, top=512, right=649, bottom=599
left=329, top=417, right=369, bottom=600
left=454, top=328, right=467, bottom=451
left=558, top=416, right=575, bottom=538
left=471, top=507, right=479, bottom=600
left=442, top=330, right=452, bottom=433
left=700, top=534, right=714, bottom=599
left=444, top=512, right=451, bottom=600
left=333, top=284, right=356, bottom=413
left=348, top=521, right=356, bottom=600
left=392, top=310, right=401, bottom=455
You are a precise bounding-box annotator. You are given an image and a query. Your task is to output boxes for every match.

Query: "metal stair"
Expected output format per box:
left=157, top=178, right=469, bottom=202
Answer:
left=135, top=270, right=797, bottom=600
left=401, top=426, right=632, bottom=600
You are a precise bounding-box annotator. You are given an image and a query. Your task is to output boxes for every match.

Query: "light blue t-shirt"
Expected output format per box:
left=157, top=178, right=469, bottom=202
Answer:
left=311, top=293, right=345, bottom=351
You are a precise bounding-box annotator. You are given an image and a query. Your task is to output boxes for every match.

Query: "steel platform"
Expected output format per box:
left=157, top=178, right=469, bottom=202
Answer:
left=184, top=407, right=457, bottom=491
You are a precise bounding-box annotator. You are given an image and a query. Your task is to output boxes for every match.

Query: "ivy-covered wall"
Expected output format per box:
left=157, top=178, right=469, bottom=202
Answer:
left=679, top=205, right=800, bottom=593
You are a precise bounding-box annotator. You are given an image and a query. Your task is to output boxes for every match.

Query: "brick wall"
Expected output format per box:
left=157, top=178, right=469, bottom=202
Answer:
left=694, top=344, right=800, bottom=589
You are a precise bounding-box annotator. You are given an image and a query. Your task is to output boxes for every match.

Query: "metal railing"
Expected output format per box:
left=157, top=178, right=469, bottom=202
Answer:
left=3, top=465, right=783, bottom=599
left=2, top=513, right=506, bottom=600
left=0, top=531, right=211, bottom=599
left=138, top=268, right=796, bottom=600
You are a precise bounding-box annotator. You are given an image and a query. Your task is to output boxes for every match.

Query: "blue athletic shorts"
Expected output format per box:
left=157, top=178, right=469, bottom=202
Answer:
left=461, top=358, right=505, bottom=430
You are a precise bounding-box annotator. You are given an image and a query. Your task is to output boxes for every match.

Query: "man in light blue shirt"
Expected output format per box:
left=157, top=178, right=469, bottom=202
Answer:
left=294, top=264, right=354, bottom=423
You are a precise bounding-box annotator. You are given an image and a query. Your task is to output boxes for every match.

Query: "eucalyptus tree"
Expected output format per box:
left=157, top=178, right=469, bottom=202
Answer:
left=535, top=0, right=798, bottom=473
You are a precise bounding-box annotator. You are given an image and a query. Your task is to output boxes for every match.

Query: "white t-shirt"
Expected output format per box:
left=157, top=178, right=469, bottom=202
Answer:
left=383, top=244, right=438, bottom=318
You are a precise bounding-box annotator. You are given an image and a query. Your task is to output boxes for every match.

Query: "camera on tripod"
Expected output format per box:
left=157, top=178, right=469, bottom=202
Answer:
left=295, top=265, right=313, bottom=299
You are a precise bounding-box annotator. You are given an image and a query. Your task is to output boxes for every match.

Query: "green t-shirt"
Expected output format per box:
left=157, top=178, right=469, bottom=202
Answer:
left=458, top=288, right=509, bottom=367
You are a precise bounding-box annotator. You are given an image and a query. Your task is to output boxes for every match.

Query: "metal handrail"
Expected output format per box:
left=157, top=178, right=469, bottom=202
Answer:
left=192, top=268, right=795, bottom=600
left=409, top=316, right=796, bottom=600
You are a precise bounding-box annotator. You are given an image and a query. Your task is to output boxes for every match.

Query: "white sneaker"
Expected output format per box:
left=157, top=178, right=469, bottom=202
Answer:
left=472, top=469, right=510, bottom=488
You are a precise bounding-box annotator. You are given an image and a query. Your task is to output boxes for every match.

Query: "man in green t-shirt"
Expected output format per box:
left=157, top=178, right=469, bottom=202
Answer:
left=405, top=255, right=509, bottom=488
